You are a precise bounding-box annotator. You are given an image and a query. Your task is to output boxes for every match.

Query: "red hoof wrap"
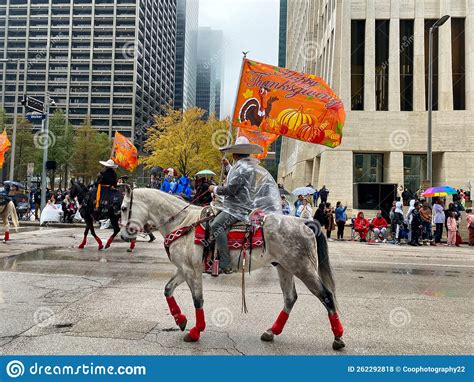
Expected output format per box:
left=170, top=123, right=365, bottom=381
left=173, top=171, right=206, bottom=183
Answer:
left=195, top=308, right=205, bottom=332
left=166, top=296, right=186, bottom=326
left=4, top=231, right=9, bottom=242
left=188, top=327, right=201, bottom=341
left=130, top=240, right=136, bottom=250
left=94, top=236, right=103, bottom=250
left=329, top=312, right=344, bottom=338
left=106, top=236, right=114, bottom=248
left=78, top=238, right=87, bottom=249
left=271, top=310, right=289, bottom=335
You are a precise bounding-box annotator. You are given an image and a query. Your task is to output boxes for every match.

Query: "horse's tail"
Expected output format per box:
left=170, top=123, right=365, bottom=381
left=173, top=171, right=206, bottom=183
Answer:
left=9, top=201, right=19, bottom=230
left=306, top=221, right=336, bottom=295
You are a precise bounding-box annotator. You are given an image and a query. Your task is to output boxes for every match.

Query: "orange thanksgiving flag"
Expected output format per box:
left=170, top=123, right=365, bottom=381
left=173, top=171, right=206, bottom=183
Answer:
left=233, top=59, right=345, bottom=148
left=0, top=130, right=11, bottom=168
left=238, top=128, right=278, bottom=160
left=111, top=132, right=138, bottom=171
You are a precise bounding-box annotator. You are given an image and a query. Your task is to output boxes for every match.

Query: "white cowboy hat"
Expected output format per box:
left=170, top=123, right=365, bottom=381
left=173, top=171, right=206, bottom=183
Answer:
left=219, top=136, right=263, bottom=155
left=99, top=159, right=118, bottom=168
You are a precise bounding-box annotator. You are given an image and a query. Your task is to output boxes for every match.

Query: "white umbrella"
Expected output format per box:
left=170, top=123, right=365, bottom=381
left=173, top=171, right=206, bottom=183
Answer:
left=196, top=169, right=216, bottom=176
left=292, top=186, right=316, bottom=196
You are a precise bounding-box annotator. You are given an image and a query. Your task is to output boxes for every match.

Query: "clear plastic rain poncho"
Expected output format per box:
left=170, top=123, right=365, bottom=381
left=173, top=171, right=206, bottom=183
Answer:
left=214, top=158, right=282, bottom=222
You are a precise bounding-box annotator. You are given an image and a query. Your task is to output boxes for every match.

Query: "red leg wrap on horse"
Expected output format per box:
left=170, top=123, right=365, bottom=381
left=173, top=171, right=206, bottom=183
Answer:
left=271, top=310, right=289, bottom=335
left=328, top=312, right=344, bottom=337
left=106, top=236, right=114, bottom=247
left=188, top=327, right=200, bottom=341
left=195, top=309, right=205, bottom=332
left=94, top=236, right=103, bottom=249
left=130, top=241, right=136, bottom=250
left=166, top=296, right=186, bottom=326
left=78, top=237, right=87, bottom=248
left=4, top=231, right=9, bottom=241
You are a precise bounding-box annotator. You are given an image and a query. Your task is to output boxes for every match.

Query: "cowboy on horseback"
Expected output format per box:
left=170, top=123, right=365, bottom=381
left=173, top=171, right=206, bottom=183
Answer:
left=208, top=136, right=280, bottom=274
left=96, top=159, right=118, bottom=210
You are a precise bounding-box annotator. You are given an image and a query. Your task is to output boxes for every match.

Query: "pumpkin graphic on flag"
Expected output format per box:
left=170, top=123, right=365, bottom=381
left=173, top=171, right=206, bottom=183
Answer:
left=277, top=106, right=315, bottom=132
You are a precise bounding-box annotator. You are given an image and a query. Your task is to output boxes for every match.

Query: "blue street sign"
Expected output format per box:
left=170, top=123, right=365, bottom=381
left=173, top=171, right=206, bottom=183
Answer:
left=26, top=113, right=46, bottom=122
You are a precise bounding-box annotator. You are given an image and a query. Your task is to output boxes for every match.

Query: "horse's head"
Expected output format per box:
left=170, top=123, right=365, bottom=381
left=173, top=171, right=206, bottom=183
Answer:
left=69, top=181, right=86, bottom=200
left=120, top=185, right=148, bottom=242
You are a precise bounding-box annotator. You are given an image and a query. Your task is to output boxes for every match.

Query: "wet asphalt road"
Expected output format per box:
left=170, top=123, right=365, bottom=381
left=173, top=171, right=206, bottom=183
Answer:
left=0, top=227, right=472, bottom=355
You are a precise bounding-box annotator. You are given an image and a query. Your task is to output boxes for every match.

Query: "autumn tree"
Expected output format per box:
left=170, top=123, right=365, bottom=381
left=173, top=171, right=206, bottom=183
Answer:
left=11, top=116, right=37, bottom=181
left=143, top=107, right=229, bottom=176
left=71, top=117, right=111, bottom=184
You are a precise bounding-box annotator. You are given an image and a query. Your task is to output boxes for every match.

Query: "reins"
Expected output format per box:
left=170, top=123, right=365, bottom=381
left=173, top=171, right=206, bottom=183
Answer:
left=123, top=188, right=211, bottom=233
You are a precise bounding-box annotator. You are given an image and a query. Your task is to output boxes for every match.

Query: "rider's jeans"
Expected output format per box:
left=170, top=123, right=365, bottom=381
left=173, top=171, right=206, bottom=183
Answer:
left=210, top=211, right=239, bottom=270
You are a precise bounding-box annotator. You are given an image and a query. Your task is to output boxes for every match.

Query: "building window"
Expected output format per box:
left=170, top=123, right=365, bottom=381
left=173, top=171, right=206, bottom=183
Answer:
left=404, top=154, right=427, bottom=194
left=451, top=18, right=465, bottom=110
left=375, top=20, right=389, bottom=110
left=351, top=20, right=365, bottom=110
left=353, top=153, right=384, bottom=183
left=424, top=19, right=439, bottom=111
left=400, top=19, right=414, bottom=111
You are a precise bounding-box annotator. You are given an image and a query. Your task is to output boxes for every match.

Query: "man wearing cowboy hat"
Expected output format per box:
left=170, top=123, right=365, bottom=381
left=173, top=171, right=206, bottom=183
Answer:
left=96, top=159, right=118, bottom=209
left=207, top=136, right=264, bottom=274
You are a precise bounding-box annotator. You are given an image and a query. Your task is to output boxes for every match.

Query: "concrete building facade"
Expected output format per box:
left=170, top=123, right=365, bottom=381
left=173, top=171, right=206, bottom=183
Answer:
left=173, top=0, right=198, bottom=110
left=0, top=0, right=177, bottom=140
left=279, top=0, right=474, bottom=211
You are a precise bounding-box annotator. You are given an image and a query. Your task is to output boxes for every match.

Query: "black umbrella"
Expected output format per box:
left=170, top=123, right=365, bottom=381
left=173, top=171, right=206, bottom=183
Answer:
left=279, top=188, right=290, bottom=196
left=3, top=180, right=25, bottom=189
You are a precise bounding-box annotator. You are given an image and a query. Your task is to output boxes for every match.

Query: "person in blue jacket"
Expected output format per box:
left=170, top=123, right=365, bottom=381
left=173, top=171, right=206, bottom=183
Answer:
left=160, top=176, right=171, bottom=193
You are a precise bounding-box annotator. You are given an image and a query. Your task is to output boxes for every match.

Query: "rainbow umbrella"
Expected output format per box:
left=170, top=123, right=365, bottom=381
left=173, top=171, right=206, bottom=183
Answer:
left=422, top=186, right=457, bottom=197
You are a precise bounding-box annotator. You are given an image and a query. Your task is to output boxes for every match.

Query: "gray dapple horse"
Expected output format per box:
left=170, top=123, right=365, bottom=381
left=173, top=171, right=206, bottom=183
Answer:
left=1, top=201, right=19, bottom=242
left=119, top=187, right=345, bottom=350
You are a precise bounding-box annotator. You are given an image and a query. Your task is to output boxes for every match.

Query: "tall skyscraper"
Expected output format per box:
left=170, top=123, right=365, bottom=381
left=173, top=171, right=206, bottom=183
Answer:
left=279, top=0, right=473, bottom=211
left=0, top=0, right=177, bottom=141
left=195, top=27, right=223, bottom=118
left=174, top=0, right=199, bottom=110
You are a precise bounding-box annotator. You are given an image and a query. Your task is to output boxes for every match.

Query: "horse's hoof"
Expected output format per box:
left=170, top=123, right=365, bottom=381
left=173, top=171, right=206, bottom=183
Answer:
left=126, top=248, right=133, bottom=253
left=183, top=333, right=198, bottom=342
left=98, top=246, right=104, bottom=251
left=78, top=245, right=85, bottom=249
left=332, top=337, right=345, bottom=351
left=260, top=329, right=274, bottom=342
left=178, top=318, right=187, bottom=331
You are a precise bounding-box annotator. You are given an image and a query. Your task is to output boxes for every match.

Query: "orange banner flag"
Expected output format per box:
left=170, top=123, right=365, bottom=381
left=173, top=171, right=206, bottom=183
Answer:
left=0, top=130, right=11, bottom=168
left=233, top=59, right=345, bottom=148
left=111, top=132, right=138, bottom=171
left=238, top=128, right=278, bottom=160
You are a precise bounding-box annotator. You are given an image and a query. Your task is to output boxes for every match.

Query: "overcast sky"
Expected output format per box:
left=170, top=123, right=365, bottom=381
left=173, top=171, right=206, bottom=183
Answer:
left=199, top=0, right=280, bottom=119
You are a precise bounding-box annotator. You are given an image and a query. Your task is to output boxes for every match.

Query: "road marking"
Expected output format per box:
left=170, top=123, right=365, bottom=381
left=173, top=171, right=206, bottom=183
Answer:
left=337, top=260, right=474, bottom=269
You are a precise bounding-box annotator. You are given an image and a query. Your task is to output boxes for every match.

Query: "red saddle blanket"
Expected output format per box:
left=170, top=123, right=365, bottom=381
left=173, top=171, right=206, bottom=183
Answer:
left=194, top=224, right=264, bottom=250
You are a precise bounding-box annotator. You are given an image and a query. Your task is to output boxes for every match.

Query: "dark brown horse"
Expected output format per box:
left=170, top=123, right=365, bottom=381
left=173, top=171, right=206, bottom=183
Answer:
left=69, top=181, right=121, bottom=250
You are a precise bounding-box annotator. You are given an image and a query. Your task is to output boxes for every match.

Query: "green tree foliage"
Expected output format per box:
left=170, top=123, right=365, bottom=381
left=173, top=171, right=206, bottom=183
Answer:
left=71, top=117, right=111, bottom=184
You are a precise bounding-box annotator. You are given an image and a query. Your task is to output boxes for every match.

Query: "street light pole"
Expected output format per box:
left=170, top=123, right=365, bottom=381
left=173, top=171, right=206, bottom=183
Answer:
left=40, top=95, right=53, bottom=211
left=427, top=15, right=450, bottom=187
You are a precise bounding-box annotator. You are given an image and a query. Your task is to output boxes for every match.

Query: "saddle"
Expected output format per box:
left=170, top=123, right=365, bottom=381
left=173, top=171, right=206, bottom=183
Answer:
left=194, top=222, right=264, bottom=250
left=163, top=206, right=265, bottom=257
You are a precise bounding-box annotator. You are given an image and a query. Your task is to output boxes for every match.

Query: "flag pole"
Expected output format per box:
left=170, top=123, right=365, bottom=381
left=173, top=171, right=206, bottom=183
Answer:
left=219, top=52, right=248, bottom=184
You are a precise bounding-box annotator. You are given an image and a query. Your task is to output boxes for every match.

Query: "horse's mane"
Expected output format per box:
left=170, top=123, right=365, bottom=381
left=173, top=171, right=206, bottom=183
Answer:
left=133, top=188, right=200, bottom=211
